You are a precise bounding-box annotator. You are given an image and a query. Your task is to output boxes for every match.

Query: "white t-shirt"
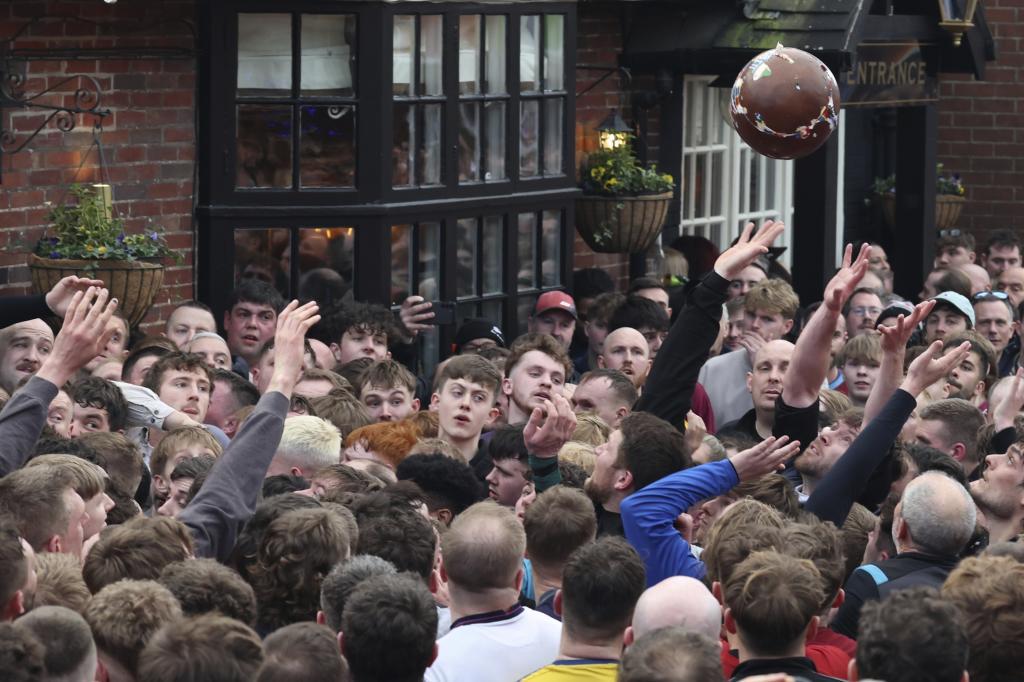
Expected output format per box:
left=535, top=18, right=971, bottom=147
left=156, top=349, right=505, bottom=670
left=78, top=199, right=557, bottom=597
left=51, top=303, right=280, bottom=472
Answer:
left=425, top=606, right=561, bottom=682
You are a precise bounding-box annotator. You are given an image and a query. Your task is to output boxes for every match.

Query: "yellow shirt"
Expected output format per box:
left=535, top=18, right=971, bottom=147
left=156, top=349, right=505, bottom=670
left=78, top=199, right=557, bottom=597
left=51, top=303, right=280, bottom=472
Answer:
left=521, top=660, right=618, bottom=681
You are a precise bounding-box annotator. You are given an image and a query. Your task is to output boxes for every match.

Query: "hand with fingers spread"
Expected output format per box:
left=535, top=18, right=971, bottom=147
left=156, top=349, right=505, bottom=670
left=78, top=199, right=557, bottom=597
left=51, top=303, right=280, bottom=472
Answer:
left=399, top=295, right=435, bottom=338
left=823, top=243, right=872, bottom=313
left=993, top=367, right=1024, bottom=431
left=44, top=276, right=106, bottom=318
left=523, top=393, right=577, bottom=458
left=36, top=288, right=118, bottom=388
left=728, top=435, right=801, bottom=481
left=266, top=300, right=321, bottom=397
left=713, top=220, right=786, bottom=282
left=878, top=300, right=934, bottom=355
left=900, top=340, right=971, bottom=398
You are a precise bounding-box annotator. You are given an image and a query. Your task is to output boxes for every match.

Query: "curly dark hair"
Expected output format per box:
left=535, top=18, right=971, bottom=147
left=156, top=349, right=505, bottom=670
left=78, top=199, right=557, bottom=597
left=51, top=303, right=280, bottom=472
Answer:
left=321, top=301, right=398, bottom=346
left=396, top=453, right=484, bottom=518
left=353, top=495, right=436, bottom=580
left=69, top=376, right=129, bottom=432
left=159, top=559, right=257, bottom=626
left=229, top=494, right=322, bottom=583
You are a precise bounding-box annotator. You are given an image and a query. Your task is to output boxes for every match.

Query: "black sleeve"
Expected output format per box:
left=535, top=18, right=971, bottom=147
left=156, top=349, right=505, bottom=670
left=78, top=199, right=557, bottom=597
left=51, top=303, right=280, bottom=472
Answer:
left=773, top=397, right=821, bottom=486
left=831, top=568, right=879, bottom=640
left=805, top=390, right=917, bottom=527
left=635, top=272, right=729, bottom=430
left=0, top=295, right=51, bottom=329
left=992, top=426, right=1016, bottom=455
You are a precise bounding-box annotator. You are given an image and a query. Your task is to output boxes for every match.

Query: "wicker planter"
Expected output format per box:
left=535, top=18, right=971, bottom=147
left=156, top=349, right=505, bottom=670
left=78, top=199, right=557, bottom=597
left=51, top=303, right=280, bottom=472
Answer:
left=881, top=194, right=966, bottom=231
left=575, top=192, right=672, bottom=254
left=29, top=254, right=164, bottom=327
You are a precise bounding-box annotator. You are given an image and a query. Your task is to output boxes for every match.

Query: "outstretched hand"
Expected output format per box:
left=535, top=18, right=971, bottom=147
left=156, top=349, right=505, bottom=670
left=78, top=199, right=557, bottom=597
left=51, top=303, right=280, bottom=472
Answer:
left=266, top=300, right=321, bottom=397
left=399, top=295, right=434, bottom=338
left=713, top=220, right=786, bottom=282
left=993, top=367, right=1024, bottom=431
left=901, top=339, right=970, bottom=397
left=729, top=435, right=801, bottom=481
left=523, top=393, right=577, bottom=459
left=45, top=276, right=106, bottom=318
left=877, top=300, right=934, bottom=355
left=823, top=243, right=872, bottom=313
left=37, top=288, right=118, bottom=387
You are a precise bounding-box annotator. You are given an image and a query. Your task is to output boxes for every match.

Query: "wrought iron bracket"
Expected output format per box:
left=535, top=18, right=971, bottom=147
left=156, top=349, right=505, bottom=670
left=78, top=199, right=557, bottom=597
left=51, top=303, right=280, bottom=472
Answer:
left=0, top=65, right=110, bottom=182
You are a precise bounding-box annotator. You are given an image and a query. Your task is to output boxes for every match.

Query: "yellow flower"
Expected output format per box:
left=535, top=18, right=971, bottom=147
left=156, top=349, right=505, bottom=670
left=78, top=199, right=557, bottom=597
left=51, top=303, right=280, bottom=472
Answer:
left=97, top=246, right=108, bottom=255
left=85, top=244, right=94, bottom=252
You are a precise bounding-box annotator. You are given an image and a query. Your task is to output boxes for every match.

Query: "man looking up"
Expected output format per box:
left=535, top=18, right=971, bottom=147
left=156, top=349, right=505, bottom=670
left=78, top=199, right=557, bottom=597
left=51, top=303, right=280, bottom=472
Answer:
left=528, top=291, right=578, bottom=352
left=597, top=327, right=651, bottom=390
left=941, top=332, right=996, bottom=407
left=698, top=277, right=799, bottom=425
left=222, top=279, right=284, bottom=377
left=0, top=320, right=53, bottom=396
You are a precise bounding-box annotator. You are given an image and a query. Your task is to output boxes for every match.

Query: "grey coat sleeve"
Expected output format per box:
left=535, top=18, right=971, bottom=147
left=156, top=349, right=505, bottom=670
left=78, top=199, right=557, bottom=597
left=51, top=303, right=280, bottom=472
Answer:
left=0, top=377, right=59, bottom=477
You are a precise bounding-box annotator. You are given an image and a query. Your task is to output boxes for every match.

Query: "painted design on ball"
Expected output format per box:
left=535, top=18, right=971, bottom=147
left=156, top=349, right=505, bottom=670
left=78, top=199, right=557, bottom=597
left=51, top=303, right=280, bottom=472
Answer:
left=729, top=43, right=841, bottom=160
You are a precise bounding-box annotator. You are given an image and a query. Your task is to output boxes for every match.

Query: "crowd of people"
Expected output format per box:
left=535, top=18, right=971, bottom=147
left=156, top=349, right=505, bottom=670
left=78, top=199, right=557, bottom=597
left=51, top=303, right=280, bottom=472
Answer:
left=0, top=222, right=1022, bottom=682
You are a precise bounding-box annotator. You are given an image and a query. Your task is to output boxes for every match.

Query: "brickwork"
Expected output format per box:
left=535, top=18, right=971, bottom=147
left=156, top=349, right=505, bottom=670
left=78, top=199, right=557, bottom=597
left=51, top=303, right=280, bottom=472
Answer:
left=936, top=0, right=1024, bottom=250
left=0, top=0, right=197, bottom=332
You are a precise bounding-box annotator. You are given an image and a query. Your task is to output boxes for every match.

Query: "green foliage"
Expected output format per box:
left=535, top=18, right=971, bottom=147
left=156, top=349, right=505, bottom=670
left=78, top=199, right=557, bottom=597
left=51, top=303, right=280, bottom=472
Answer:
left=581, top=139, right=674, bottom=197
left=872, top=163, right=966, bottom=197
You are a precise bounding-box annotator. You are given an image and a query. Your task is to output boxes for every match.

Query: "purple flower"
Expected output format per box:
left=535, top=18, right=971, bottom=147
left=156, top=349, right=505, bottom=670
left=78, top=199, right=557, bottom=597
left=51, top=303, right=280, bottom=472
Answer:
left=49, top=251, right=60, bottom=258
left=116, top=233, right=125, bottom=244
left=49, top=237, right=58, bottom=245
left=149, top=232, right=159, bottom=241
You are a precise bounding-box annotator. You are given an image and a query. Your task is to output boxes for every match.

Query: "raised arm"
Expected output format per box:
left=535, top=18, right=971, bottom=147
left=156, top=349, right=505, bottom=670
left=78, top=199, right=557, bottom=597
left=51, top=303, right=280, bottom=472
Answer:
left=621, top=435, right=799, bottom=586
left=783, top=244, right=870, bottom=409
left=180, top=300, right=319, bottom=562
left=805, top=339, right=970, bottom=525
left=0, top=289, right=117, bottom=477
left=863, top=301, right=934, bottom=424
left=638, top=220, right=786, bottom=427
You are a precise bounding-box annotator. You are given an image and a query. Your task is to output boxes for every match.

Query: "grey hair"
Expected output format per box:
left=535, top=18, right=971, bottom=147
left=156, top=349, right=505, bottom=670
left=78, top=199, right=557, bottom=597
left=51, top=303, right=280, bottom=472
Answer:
left=187, top=331, right=228, bottom=346
left=319, top=554, right=397, bottom=632
left=899, top=471, right=976, bottom=556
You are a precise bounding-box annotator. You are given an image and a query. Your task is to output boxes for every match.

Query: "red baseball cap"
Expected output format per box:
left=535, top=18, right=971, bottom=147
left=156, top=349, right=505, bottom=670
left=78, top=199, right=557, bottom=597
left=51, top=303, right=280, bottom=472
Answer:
left=534, top=291, right=578, bottom=320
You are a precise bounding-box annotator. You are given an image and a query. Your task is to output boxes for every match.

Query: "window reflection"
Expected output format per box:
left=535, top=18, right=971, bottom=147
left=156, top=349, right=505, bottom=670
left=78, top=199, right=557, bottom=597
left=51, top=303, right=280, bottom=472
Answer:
left=235, top=228, right=355, bottom=305
left=518, top=212, right=537, bottom=291
left=300, top=105, right=356, bottom=188
left=237, top=105, right=293, bottom=188
left=235, top=229, right=290, bottom=296
left=457, top=219, right=478, bottom=298
left=541, top=210, right=561, bottom=287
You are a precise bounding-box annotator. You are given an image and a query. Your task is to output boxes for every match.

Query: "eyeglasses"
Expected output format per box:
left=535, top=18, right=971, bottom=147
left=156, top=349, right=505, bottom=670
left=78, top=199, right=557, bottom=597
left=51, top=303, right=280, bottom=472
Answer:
left=850, top=306, right=883, bottom=316
left=938, top=228, right=963, bottom=237
left=973, top=291, right=1009, bottom=301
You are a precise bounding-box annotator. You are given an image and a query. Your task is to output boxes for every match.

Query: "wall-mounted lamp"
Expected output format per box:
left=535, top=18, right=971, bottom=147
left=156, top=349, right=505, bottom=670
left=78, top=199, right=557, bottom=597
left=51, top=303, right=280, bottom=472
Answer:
left=597, top=109, right=631, bottom=150
left=937, top=0, right=979, bottom=47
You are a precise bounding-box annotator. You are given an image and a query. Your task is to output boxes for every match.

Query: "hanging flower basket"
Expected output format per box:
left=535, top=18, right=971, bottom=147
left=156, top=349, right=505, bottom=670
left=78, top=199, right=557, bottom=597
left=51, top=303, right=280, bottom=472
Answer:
left=29, top=255, right=165, bottom=327
left=575, top=192, right=672, bottom=254
left=881, top=194, right=966, bottom=231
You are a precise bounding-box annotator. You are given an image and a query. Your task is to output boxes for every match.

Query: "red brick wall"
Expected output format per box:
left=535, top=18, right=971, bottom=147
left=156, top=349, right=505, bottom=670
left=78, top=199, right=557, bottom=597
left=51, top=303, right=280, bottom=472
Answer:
left=0, top=0, right=196, bottom=333
left=936, top=0, right=1024, bottom=248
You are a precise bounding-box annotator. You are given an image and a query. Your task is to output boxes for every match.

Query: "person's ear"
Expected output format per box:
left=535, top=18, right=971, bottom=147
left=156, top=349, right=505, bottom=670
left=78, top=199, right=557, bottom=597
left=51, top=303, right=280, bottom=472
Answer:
left=951, top=442, right=967, bottom=463
left=711, top=581, right=724, bottom=605
left=723, top=608, right=737, bottom=635
left=553, top=589, right=563, bottom=616
left=96, top=657, right=111, bottom=682
left=615, top=468, right=634, bottom=492
left=429, top=569, right=438, bottom=595
left=623, top=626, right=635, bottom=647
left=514, top=567, right=524, bottom=593
left=45, top=535, right=61, bottom=554
left=615, top=406, right=629, bottom=423
left=502, top=377, right=513, bottom=397
left=249, top=366, right=261, bottom=384
left=436, top=508, right=453, bottom=526
left=337, top=631, right=346, bottom=656
left=316, top=611, right=326, bottom=626
left=290, top=466, right=303, bottom=477
left=1, top=591, right=24, bottom=621
left=746, top=372, right=753, bottom=394
left=411, top=398, right=421, bottom=412
left=806, top=614, right=820, bottom=642
left=222, top=311, right=231, bottom=331
left=831, top=588, right=845, bottom=610
left=429, top=393, right=441, bottom=412
left=439, top=562, right=449, bottom=584
left=486, top=406, right=501, bottom=425
left=783, top=319, right=794, bottom=334
left=597, top=355, right=607, bottom=369
left=330, top=343, right=342, bottom=363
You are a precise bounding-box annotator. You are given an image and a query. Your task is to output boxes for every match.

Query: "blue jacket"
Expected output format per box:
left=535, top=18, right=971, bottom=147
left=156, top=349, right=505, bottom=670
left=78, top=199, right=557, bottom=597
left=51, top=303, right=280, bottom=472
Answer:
left=621, top=459, right=740, bottom=587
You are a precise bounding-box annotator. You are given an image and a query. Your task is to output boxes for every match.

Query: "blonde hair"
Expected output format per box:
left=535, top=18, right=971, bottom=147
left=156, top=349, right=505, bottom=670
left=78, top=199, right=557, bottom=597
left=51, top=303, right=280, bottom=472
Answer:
left=557, top=441, right=597, bottom=474
left=277, top=416, right=342, bottom=471
left=744, top=278, right=799, bottom=320
left=33, top=552, right=91, bottom=613
left=24, top=455, right=105, bottom=500
left=571, top=412, right=611, bottom=447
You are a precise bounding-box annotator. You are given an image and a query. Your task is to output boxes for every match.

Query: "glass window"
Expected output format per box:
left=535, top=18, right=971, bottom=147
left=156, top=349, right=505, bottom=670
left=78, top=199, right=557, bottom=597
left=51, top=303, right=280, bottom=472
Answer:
left=520, top=16, right=540, bottom=93
left=391, top=224, right=412, bottom=304
left=517, top=212, right=537, bottom=291
left=456, top=218, right=478, bottom=297
left=235, top=13, right=358, bottom=190
left=238, top=14, right=292, bottom=96
left=394, top=15, right=445, bottom=188
left=295, top=227, right=355, bottom=305
left=235, top=228, right=291, bottom=296
left=459, top=16, right=481, bottom=95
left=418, top=222, right=441, bottom=300
left=485, top=15, right=506, bottom=94
left=518, top=14, right=565, bottom=178
left=519, top=100, right=539, bottom=178
left=543, top=16, right=564, bottom=92
left=541, top=210, right=561, bottom=287
left=482, top=215, right=503, bottom=294
left=458, top=14, right=509, bottom=185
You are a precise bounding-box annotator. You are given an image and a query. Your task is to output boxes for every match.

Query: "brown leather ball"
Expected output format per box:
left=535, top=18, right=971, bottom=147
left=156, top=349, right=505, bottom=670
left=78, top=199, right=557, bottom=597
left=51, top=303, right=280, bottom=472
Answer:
left=730, top=45, right=841, bottom=160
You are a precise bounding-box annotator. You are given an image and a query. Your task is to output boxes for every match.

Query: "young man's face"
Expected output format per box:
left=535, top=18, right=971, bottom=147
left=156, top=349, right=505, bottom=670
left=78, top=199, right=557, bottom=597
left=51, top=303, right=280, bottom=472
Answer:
left=571, top=377, right=626, bottom=428
left=84, top=317, right=129, bottom=373
left=974, top=300, right=1016, bottom=353
left=47, top=390, right=74, bottom=438
left=845, top=292, right=883, bottom=337
left=529, top=310, right=576, bottom=350
left=158, top=369, right=212, bottom=423
left=584, top=428, right=625, bottom=506
left=503, top=350, right=567, bottom=417
left=728, top=265, right=766, bottom=300
left=431, top=378, right=498, bottom=444
left=584, top=318, right=610, bottom=356
left=743, top=308, right=793, bottom=342
left=984, top=245, right=1022, bottom=279
left=0, top=320, right=53, bottom=395
left=996, top=268, right=1024, bottom=308
left=58, top=488, right=87, bottom=558
left=188, top=336, right=232, bottom=371
left=970, top=444, right=1024, bottom=520
left=333, top=326, right=388, bottom=366
left=598, top=328, right=651, bottom=388
left=165, top=306, right=216, bottom=349
left=157, top=478, right=193, bottom=518
left=69, top=402, right=112, bottom=438
left=946, top=349, right=986, bottom=402
left=153, top=443, right=218, bottom=506
left=794, top=420, right=858, bottom=480
left=634, top=287, right=671, bottom=317
left=223, top=302, right=277, bottom=364
left=361, top=384, right=419, bottom=422
left=924, top=309, right=969, bottom=344
left=485, top=458, right=528, bottom=507
left=125, top=353, right=161, bottom=386
left=843, top=357, right=880, bottom=404
left=935, top=245, right=975, bottom=268
left=82, top=490, right=115, bottom=540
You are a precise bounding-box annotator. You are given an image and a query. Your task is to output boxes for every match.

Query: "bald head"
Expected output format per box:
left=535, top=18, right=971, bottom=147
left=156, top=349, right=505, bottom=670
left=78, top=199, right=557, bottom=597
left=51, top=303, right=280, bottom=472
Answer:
left=897, top=472, right=976, bottom=557
left=598, top=327, right=651, bottom=388
left=629, top=576, right=722, bottom=642
left=0, top=320, right=54, bottom=395
left=959, top=264, right=991, bottom=296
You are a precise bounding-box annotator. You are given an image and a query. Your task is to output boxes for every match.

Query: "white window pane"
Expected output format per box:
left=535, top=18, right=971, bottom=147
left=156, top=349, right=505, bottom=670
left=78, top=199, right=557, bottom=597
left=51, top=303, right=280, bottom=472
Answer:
left=238, top=14, right=291, bottom=94
left=301, top=14, right=355, bottom=96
